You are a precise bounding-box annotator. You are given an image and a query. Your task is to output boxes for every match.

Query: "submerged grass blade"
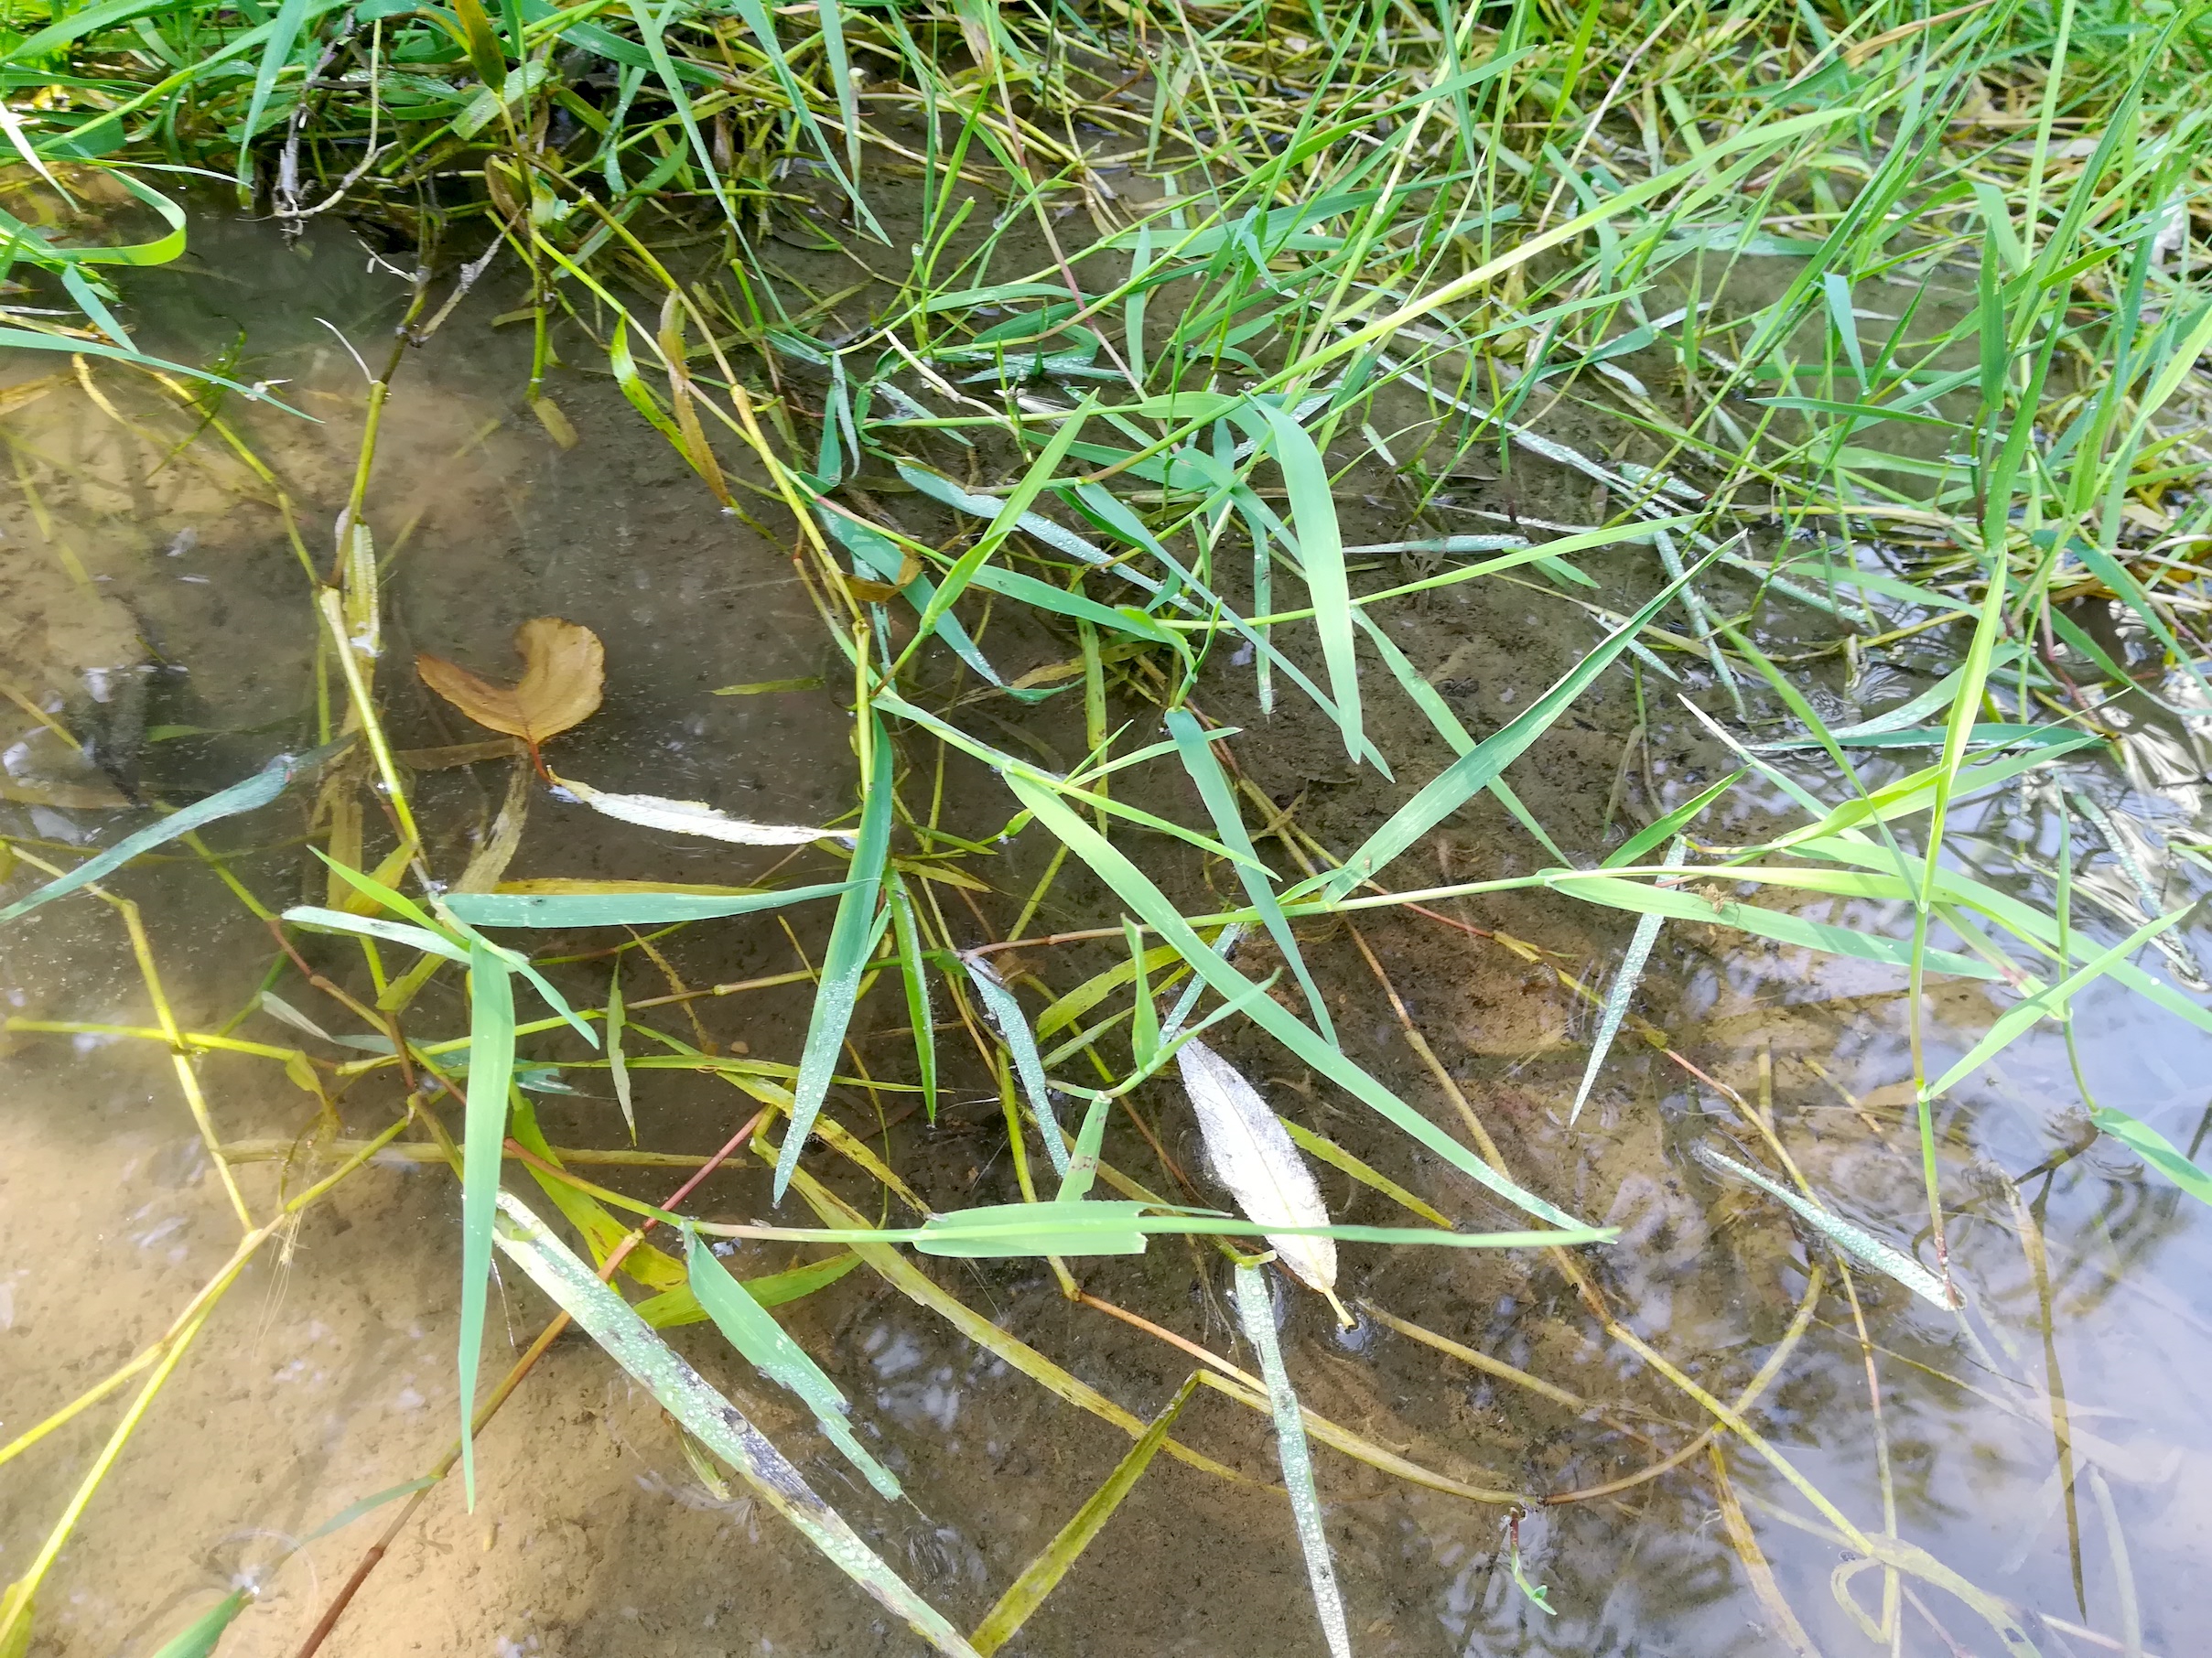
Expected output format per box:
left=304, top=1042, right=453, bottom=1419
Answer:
left=969, top=1373, right=1202, bottom=1656
left=1570, top=839, right=1685, bottom=1124
left=1692, top=1143, right=1950, bottom=1308
left=4, top=744, right=338, bottom=922
left=684, top=1227, right=901, bottom=1499
left=1232, top=1263, right=1351, bottom=1658
left=492, top=1195, right=977, bottom=1655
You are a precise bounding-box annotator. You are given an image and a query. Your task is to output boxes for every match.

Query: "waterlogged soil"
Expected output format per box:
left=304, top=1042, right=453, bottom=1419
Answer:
left=5, top=208, right=2212, bottom=1658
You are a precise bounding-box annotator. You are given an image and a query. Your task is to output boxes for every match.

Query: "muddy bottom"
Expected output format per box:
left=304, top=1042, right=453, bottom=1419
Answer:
left=5, top=208, right=2211, bottom=1658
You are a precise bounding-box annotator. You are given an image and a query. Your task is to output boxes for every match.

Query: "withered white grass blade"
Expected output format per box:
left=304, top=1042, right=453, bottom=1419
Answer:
left=1570, top=837, right=1687, bottom=1125
left=1179, top=1039, right=1344, bottom=1319
left=551, top=772, right=845, bottom=845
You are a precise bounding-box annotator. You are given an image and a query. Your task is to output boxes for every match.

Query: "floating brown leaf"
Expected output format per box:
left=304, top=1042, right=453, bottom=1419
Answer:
left=416, top=619, right=604, bottom=759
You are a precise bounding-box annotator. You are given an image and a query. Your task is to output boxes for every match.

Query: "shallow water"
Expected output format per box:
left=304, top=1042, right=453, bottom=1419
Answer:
left=5, top=206, right=2212, bottom=1658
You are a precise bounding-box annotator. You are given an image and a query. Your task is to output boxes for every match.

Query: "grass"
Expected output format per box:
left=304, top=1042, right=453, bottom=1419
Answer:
left=5, top=0, right=2212, bottom=1650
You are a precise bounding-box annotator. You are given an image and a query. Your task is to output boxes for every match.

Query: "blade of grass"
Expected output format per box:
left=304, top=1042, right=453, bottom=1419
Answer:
left=457, top=943, right=516, bottom=1509
left=1232, top=1262, right=1351, bottom=1658
left=492, top=1194, right=978, bottom=1655
left=774, top=716, right=893, bottom=1201
left=969, top=1373, right=1202, bottom=1656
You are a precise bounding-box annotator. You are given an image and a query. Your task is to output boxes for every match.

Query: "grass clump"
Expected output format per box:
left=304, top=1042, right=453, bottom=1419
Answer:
left=5, top=0, right=2212, bottom=1652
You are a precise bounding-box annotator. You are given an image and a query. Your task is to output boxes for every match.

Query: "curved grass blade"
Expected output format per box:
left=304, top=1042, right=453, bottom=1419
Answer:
left=774, top=716, right=893, bottom=1201
left=969, top=1373, right=1202, bottom=1656
left=282, top=908, right=471, bottom=965
left=1165, top=708, right=1333, bottom=1040
left=3, top=743, right=340, bottom=922
left=1570, top=838, right=1686, bottom=1124
left=1233, top=1263, right=1351, bottom=1658
left=492, top=1195, right=978, bottom=1655
left=684, top=1227, right=901, bottom=1499
left=962, top=953, right=1072, bottom=1177
left=457, top=943, right=517, bottom=1509
left=1691, top=1143, right=1949, bottom=1308
left=1002, top=771, right=1588, bottom=1231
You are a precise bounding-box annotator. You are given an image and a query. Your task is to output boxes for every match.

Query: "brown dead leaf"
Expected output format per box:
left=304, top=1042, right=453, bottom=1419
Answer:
left=415, top=619, right=605, bottom=755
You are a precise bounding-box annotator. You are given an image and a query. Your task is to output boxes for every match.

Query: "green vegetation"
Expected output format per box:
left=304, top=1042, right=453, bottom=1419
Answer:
left=5, top=0, right=2212, bottom=1650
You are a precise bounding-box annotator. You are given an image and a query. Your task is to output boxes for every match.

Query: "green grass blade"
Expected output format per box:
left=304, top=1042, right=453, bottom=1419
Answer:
left=1231, top=402, right=1361, bottom=761
left=493, top=1195, right=978, bottom=1655
left=607, top=961, right=634, bottom=1143
left=685, top=1227, right=901, bottom=1499
left=2088, top=1107, right=2212, bottom=1207
left=888, top=875, right=937, bottom=1123
left=1570, top=838, right=1684, bottom=1124
left=234, top=0, right=312, bottom=188
left=969, top=1373, right=1201, bottom=1656
left=147, top=1590, right=249, bottom=1658
left=724, top=0, right=883, bottom=240
left=282, top=908, right=471, bottom=965
left=1232, top=1263, right=1351, bottom=1658
left=1165, top=708, right=1333, bottom=1040
left=774, top=717, right=893, bottom=1201
left=3, top=745, right=337, bottom=922
left=445, top=883, right=851, bottom=928
left=963, top=953, right=1072, bottom=1177
left=1930, top=907, right=2196, bottom=1098
left=458, top=943, right=517, bottom=1509
left=1303, top=554, right=1715, bottom=901
left=1002, top=772, right=1588, bottom=1230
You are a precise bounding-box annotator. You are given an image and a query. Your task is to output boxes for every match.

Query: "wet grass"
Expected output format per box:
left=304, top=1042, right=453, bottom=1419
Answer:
left=5, top=0, right=2212, bottom=1652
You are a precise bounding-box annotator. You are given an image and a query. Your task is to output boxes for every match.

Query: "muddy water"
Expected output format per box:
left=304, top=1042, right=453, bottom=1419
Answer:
left=5, top=208, right=2212, bottom=1658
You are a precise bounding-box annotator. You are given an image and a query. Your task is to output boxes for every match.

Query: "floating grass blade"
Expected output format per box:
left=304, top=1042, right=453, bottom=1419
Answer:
left=1691, top=1143, right=1950, bottom=1309
left=684, top=1227, right=901, bottom=1500
left=2088, top=1107, right=2212, bottom=1208
left=457, top=943, right=517, bottom=1509
left=1569, top=838, right=1685, bottom=1125
left=445, top=882, right=851, bottom=928
left=774, top=717, right=893, bottom=1201
left=550, top=775, right=843, bottom=845
left=969, top=1373, right=1201, bottom=1656
left=1232, top=1263, right=1352, bottom=1658
left=492, top=1195, right=978, bottom=1655
left=2, top=744, right=340, bottom=922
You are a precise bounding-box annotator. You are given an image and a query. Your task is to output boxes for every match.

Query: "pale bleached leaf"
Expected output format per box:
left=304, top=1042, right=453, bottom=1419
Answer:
left=551, top=772, right=844, bottom=845
left=1178, top=1039, right=1345, bottom=1320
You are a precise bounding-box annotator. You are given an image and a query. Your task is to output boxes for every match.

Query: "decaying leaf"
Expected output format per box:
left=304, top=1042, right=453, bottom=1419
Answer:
left=549, top=772, right=843, bottom=845
left=1178, top=1039, right=1347, bottom=1322
left=415, top=619, right=604, bottom=766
